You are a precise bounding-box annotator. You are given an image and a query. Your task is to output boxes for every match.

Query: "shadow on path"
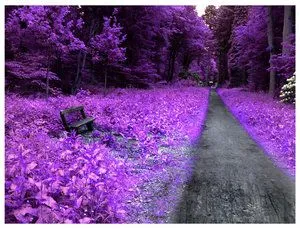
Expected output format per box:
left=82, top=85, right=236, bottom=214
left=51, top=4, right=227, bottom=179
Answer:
left=171, top=90, right=295, bottom=223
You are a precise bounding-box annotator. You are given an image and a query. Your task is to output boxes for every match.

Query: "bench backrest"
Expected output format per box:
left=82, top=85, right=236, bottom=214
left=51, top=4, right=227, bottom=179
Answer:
left=60, top=106, right=86, bottom=131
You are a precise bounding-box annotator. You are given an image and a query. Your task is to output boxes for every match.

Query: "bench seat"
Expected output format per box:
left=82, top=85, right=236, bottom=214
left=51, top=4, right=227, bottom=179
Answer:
left=70, top=117, right=95, bottom=129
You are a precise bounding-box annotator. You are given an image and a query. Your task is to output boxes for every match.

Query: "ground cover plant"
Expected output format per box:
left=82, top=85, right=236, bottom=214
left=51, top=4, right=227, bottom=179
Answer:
left=218, top=88, right=295, bottom=176
left=5, top=86, right=210, bottom=223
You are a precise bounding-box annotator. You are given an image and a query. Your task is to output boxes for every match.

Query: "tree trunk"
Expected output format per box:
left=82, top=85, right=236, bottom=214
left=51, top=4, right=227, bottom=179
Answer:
left=224, top=53, right=229, bottom=82
left=242, top=68, right=247, bottom=85
left=73, top=20, right=97, bottom=94
left=170, top=54, right=176, bottom=82
left=267, top=6, right=276, bottom=96
left=45, top=54, right=51, bottom=99
left=217, top=52, right=228, bottom=85
left=73, top=51, right=82, bottom=94
left=167, top=51, right=176, bottom=82
left=73, top=50, right=88, bottom=94
left=166, top=33, right=183, bottom=82
left=80, top=52, right=87, bottom=83
left=182, top=53, right=192, bottom=72
left=104, top=67, right=108, bottom=96
left=205, top=67, right=209, bottom=86
left=282, top=6, right=293, bottom=55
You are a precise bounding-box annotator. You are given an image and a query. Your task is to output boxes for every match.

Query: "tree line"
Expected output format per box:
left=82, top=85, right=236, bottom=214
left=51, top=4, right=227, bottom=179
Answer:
left=5, top=6, right=216, bottom=96
left=5, top=6, right=295, bottom=97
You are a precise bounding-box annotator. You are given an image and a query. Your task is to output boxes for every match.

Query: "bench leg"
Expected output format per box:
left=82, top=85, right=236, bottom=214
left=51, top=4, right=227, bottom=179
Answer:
left=70, top=127, right=80, bottom=135
left=86, top=122, right=94, bottom=131
left=75, top=128, right=80, bottom=135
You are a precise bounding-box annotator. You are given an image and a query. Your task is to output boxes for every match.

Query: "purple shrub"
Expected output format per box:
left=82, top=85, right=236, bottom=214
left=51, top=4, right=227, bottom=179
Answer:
left=270, top=34, right=295, bottom=79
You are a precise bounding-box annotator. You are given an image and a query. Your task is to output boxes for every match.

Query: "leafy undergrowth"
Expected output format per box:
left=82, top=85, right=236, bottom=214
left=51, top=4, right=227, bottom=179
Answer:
left=5, top=86, right=209, bottom=223
left=218, top=88, right=295, bottom=177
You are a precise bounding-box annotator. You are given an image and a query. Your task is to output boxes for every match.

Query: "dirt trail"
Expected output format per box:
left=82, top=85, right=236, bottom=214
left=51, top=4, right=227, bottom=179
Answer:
left=172, top=90, right=295, bottom=223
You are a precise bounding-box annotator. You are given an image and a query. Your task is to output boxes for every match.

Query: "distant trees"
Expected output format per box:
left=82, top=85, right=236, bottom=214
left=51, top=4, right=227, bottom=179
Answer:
left=203, top=6, right=234, bottom=85
left=179, top=7, right=213, bottom=82
left=118, top=6, right=213, bottom=83
left=72, top=6, right=114, bottom=93
left=232, top=7, right=272, bottom=91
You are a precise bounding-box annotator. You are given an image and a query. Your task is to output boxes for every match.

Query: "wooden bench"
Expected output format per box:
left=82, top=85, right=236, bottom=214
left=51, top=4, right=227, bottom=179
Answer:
left=60, top=106, right=95, bottom=134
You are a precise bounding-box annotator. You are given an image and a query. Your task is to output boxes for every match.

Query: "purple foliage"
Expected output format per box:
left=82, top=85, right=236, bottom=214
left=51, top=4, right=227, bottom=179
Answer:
left=218, top=88, right=295, bottom=177
left=90, top=9, right=126, bottom=65
left=6, top=6, right=85, bottom=53
left=5, top=6, right=85, bottom=93
left=270, top=34, right=295, bottom=79
left=5, top=86, right=210, bottom=223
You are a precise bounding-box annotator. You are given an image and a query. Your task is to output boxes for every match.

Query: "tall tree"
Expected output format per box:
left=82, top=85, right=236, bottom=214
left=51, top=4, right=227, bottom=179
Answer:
left=267, top=7, right=276, bottom=96
left=269, top=6, right=295, bottom=90
left=117, top=6, right=172, bottom=82
left=228, top=6, right=249, bottom=87
left=282, top=6, right=293, bottom=54
left=71, top=6, right=114, bottom=94
left=231, top=7, right=269, bottom=91
left=90, top=9, right=126, bottom=95
left=166, top=6, right=212, bottom=82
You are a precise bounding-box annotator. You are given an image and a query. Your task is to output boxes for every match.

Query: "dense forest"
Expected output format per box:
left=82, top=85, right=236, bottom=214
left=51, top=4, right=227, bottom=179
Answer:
left=5, top=6, right=295, bottom=97
left=5, top=6, right=214, bottom=95
left=5, top=5, right=296, bottom=224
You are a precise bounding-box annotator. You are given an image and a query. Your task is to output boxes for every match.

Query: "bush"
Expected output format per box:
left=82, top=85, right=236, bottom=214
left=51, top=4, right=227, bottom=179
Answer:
left=280, top=73, right=295, bottom=104
left=179, top=71, right=203, bottom=85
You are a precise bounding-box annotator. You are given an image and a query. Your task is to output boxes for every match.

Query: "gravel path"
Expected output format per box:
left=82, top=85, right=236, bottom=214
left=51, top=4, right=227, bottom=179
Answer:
left=172, top=89, right=295, bottom=223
